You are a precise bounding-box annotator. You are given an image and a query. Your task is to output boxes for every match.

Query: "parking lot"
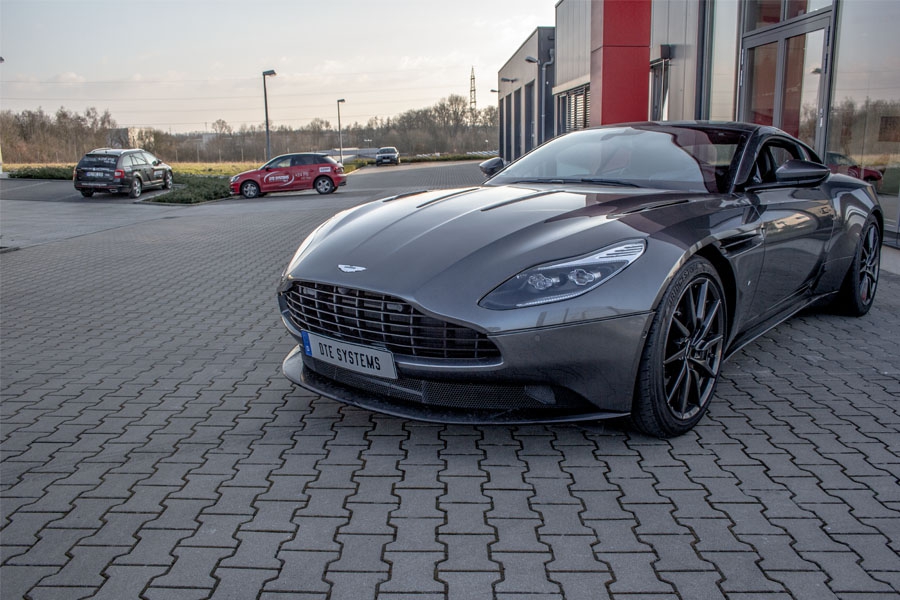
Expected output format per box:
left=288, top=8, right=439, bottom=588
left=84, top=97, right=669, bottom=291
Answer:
left=2, top=162, right=899, bottom=600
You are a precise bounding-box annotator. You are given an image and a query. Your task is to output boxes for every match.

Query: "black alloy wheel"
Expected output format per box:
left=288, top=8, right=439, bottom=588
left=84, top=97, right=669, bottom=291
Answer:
left=633, top=256, right=727, bottom=437
left=835, top=216, right=881, bottom=316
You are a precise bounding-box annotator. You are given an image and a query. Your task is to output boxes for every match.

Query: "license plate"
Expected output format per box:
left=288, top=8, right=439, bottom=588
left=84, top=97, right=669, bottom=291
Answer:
left=301, top=331, right=397, bottom=379
left=87, top=171, right=105, bottom=178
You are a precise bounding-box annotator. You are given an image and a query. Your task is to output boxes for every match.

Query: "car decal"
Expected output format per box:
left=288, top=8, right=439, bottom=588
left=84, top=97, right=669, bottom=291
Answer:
left=264, top=173, right=294, bottom=186
left=319, top=166, right=331, bottom=173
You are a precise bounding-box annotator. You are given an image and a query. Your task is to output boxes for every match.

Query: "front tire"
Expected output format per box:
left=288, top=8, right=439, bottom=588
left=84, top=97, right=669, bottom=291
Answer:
left=834, top=216, right=881, bottom=316
left=314, top=176, right=335, bottom=194
left=128, top=178, right=142, bottom=199
left=163, top=171, right=174, bottom=190
left=240, top=181, right=260, bottom=199
left=633, top=257, right=727, bottom=438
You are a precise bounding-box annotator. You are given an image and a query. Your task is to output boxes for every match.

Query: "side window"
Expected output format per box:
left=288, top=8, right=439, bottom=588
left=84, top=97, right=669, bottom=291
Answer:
left=271, top=157, right=292, bottom=168
left=769, top=145, right=800, bottom=168
left=752, top=140, right=803, bottom=184
left=131, top=153, right=148, bottom=166
left=296, top=155, right=317, bottom=166
left=142, top=152, right=158, bottom=165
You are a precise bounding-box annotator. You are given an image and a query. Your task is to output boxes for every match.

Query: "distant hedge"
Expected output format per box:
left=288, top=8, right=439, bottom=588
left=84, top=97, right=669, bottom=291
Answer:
left=150, top=174, right=231, bottom=204
left=7, top=165, right=74, bottom=180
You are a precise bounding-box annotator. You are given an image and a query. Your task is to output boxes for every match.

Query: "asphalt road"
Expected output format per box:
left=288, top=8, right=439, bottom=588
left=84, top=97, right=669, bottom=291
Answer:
left=2, top=162, right=899, bottom=600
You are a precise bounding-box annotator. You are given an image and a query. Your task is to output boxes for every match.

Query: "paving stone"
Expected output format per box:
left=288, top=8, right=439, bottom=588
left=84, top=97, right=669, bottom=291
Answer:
left=327, top=534, right=393, bottom=572
left=704, top=551, right=789, bottom=593
left=327, top=571, right=389, bottom=600
left=493, top=551, right=562, bottom=594
left=0, top=566, right=60, bottom=600
left=439, top=534, right=499, bottom=571
left=439, top=475, right=487, bottom=506
left=802, top=551, right=896, bottom=593
left=542, top=534, right=608, bottom=572
left=37, top=544, right=127, bottom=588
left=587, top=519, right=651, bottom=553
left=209, top=567, right=279, bottom=600
left=380, top=551, right=446, bottom=593
left=113, top=528, right=193, bottom=566
left=439, top=571, right=502, bottom=600
left=6, top=527, right=94, bottom=566
left=385, top=517, right=443, bottom=552
left=640, top=533, right=717, bottom=571
left=551, top=572, right=614, bottom=600
left=91, top=565, right=168, bottom=600
left=219, top=530, right=293, bottom=570
left=27, top=586, right=99, bottom=600
left=490, top=518, right=549, bottom=553
left=150, top=546, right=233, bottom=589
left=595, top=552, right=675, bottom=594
left=766, top=570, right=839, bottom=600
left=438, top=503, right=494, bottom=535
left=264, top=550, right=336, bottom=593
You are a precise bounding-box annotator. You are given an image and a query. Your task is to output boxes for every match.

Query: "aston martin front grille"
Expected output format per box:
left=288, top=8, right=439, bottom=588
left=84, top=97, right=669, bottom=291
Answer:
left=283, top=281, right=500, bottom=360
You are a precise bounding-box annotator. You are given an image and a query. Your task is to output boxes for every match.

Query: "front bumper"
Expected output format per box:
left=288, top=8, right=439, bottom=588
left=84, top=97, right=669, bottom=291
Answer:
left=281, top=312, right=652, bottom=423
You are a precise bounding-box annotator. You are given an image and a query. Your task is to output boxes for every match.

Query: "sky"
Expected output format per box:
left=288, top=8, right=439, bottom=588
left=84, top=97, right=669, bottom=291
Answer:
left=0, top=0, right=557, bottom=133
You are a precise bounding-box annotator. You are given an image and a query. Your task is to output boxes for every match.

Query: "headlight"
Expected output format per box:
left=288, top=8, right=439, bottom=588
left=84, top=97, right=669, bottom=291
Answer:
left=230, top=175, right=240, bottom=183
left=479, top=240, right=646, bottom=310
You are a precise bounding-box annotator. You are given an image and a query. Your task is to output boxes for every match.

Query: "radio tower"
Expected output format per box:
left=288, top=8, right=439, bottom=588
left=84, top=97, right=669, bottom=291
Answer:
left=469, top=67, right=477, bottom=125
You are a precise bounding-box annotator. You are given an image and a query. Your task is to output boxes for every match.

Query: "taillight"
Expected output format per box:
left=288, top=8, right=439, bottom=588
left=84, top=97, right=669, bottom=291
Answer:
left=114, top=169, right=125, bottom=179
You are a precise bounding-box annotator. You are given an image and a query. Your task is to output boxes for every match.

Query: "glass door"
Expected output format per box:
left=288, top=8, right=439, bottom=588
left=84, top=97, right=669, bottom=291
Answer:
left=740, top=13, right=831, bottom=152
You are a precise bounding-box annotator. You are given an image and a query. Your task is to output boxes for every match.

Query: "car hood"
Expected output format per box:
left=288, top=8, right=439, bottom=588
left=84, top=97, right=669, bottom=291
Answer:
left=286, top=184, right=714, bottom=313
left=234, top=168, right=263, bottom=179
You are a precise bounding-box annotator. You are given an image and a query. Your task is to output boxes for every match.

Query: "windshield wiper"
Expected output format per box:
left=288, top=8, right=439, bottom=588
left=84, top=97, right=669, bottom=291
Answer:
left=509, top=178, right=573, bottom=184
left=578, top=178, right=639, bottom=187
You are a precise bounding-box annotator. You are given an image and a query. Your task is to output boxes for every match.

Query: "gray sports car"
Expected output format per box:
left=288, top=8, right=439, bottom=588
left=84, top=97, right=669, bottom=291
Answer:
left=277, top=122, right=883, bottom=437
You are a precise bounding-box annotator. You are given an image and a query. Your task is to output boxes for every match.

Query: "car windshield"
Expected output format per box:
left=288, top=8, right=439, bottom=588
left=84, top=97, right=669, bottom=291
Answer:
left=488, top=125, right=749, bottom=193
left=378, top=147, right=397, bottom=154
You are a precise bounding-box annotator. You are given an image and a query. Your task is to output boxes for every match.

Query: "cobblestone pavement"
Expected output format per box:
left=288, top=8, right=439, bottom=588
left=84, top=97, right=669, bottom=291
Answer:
left=2, top=163, right=899, bottom=600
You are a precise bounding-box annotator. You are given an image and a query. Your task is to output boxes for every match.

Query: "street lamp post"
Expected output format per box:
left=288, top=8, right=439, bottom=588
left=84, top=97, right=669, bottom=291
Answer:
left=262, top=69, right=276, bottom=160
left=336, top=98, right=346, bottom=164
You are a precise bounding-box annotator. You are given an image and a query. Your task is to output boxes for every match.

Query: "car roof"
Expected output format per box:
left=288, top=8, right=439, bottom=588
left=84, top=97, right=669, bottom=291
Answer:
left=272, top=153, right=326, bottom=159
left=85, top=148, right=145, bottom=156
left=586, top=120, right=764, bottom=134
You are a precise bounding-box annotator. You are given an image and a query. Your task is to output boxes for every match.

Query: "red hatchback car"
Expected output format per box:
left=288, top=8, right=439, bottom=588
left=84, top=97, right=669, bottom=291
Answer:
left=230, top=153, right=346, bottom=198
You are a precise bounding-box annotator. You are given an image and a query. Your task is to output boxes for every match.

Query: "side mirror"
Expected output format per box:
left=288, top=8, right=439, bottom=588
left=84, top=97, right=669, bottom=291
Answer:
left=479, top=156, right=504, bottom=178
left=774, top=159, right=830, bottom=186
left=746, top=159, right=830, bottom=192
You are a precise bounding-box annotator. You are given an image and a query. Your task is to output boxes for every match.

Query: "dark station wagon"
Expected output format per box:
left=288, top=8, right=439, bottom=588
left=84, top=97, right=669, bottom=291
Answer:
left=73, top=148, right=173, bottom=199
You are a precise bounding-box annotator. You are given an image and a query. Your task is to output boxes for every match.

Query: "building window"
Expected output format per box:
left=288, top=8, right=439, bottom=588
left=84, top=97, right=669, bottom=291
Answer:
left=707, top=0, right=740, bottom=120
left=746, top=0, right=832, bottom=31
left=827, top=0, right=900, bottom=247
left=564, top=85, right=591, bottom=132
left=649, top=58, right=669, bottom=121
